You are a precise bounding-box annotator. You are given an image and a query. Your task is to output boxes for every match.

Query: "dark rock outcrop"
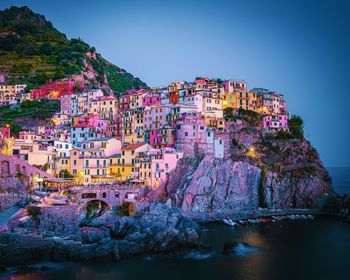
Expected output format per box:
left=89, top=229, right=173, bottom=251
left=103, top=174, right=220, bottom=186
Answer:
left=223, top=241, right=260, bottom=256
left=0, top=203, right=200, bottom=266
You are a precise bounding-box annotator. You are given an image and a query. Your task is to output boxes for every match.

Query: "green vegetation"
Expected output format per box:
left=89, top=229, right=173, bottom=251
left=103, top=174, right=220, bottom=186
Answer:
left=59, top=169, right=74, bottom=179
left=288, top=115, right=304, bottom=139
left=238, top=108, right=261, bottom=127
left=224, top=107, right=261, bottom=127
left=27, top=206, right=41, bottom=226
left=116, top=201, right=137, bottom=216
left=223, top=107, right=235, bottom=121
left=0, top=6, right=147, bottom=92
left=0, top=99, right=60, bottom=124
left=264, top=130, right=294, bottom=140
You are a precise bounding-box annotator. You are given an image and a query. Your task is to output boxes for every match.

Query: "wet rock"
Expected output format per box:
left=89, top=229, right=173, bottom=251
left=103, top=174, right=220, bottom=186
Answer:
left=223, top=241, right=260, bottom=256
left=0, top=203, right=200, bottom=266
left=80, top=227, right=106, bottom=244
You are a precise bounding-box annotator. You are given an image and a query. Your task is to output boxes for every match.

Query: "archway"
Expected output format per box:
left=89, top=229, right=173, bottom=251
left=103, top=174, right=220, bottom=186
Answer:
left=1, top=160, right=10, bottom=175
left=83, top=199, right=111, bottom=218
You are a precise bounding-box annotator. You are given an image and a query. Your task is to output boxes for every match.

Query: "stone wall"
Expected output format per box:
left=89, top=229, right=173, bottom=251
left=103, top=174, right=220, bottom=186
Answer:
left=0, top=153, right=54, bottom=192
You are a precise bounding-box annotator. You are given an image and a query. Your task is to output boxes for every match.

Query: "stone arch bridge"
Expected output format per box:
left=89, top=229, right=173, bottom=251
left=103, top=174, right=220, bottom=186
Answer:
left=71, top=186, right=143, bottom=209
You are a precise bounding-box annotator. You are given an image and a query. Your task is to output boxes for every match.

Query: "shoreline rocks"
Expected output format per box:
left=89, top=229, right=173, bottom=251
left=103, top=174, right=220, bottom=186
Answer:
left=0, top=203, right=201, bottom=266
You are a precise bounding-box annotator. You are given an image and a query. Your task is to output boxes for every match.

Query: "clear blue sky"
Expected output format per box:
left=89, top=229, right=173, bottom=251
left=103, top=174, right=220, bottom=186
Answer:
left=1, top=0, right=350, bottom=167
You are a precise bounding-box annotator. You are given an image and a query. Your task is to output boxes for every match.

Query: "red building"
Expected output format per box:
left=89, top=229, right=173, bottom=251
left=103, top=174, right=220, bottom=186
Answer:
left=119, top=94, right=130, bottom=111
left=169, top=90, right=179, bottom=104
left=31, top=79, right=85, bottom=99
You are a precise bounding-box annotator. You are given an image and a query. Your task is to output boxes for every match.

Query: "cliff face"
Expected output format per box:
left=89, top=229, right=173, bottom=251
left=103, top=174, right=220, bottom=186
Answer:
left=158, top=157, right=260, bottom=213
left=151, top=120, right=333, bottom=214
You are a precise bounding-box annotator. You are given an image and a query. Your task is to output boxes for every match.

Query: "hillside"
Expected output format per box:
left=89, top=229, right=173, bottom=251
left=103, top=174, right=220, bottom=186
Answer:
left=0, top=6, right=147, bottom=93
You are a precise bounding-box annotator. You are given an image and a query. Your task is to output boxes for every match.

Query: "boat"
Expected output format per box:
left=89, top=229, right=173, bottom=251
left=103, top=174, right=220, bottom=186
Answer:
left=248, top=219, right=259, bottom=224
left=257, top=217, right=272, bottom=223
left=223, top=217, right=237, bottom=226
left=238, top=219, right=248, bottom=225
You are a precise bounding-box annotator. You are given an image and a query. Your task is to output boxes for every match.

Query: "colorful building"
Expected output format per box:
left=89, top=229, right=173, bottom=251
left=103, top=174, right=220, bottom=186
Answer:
left=263, top=114, right=289, bottom=132
left=32, top=79, right=85, bottom=99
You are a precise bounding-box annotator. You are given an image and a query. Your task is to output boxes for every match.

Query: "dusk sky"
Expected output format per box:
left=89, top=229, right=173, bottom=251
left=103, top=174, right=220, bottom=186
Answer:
left=1, top=0, right=349, bottom=167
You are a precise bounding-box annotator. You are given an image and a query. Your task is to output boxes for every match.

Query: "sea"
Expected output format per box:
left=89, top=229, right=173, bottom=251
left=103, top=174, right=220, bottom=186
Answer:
left=1, top=167, right=349, bottom=280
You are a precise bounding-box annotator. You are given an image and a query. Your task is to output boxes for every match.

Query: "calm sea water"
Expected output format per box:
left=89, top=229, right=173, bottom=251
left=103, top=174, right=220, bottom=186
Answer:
left=327, top=167, right=350, bottom=195
left=1, top=168, right=349, bottom=280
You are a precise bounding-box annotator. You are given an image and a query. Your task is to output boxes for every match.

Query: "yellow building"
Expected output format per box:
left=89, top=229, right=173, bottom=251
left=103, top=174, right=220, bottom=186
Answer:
left=122, top=109, right=137, bottom=143
left=120, top=143, right=152, bottom=181
left=0, top=84, right=27, bottom=95
left=223, top=90, right=260, bottom=112
left=89, top=96, right=119, bottom=120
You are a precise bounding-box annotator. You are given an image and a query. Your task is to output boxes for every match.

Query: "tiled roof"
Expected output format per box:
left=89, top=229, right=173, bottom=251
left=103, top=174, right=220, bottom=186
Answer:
left=122, top=143, right=147, bottom=151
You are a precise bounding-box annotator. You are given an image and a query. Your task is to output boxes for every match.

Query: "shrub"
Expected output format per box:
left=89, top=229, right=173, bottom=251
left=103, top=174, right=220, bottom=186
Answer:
left=223, top=107, right=235, bottom=121
left=116, top=202, right=130, bottom=216
left=238, top=108, right=261, bottom=126
left=289, top=115, right=304, bottom=139
left=27, top=206, right=41, bottom=226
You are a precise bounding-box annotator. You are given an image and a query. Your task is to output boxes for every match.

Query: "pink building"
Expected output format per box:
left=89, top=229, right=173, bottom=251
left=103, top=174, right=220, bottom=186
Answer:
left=223, top=80, right=247, bottom=92
left=263, top=114, right=289, bottom=132
left=175, top=111, right=207, bottom=143
left=142, top=92, right=162, bottom=107
left=74, top=114, right=108, bottom=133
left=148, top=126, right=175, bottom=148
left=119, top=94, right=130, bottom=111
left=144, top=104, right=172, bottom=130
left=179, top=93, right=203, bottom=112
left=0, top=127, right=10, bottom=139
left=138, top=148, right=183, bottom=188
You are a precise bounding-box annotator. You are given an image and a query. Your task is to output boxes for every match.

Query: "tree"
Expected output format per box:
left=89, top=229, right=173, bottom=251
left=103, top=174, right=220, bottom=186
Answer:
left=6, top=121, right=23, bottom=138
left=59, top=169, right=74, bottom=179
left=288, top=115, right=304, bottom=139
left=40, top=41, right=53, bottom=55
left=223, top=107, right=234, bottom=120
left=72, top=84, right=84, bottom=93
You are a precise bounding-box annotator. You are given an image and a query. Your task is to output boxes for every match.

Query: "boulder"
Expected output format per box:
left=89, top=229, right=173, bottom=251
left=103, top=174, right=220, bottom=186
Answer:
left=223, top=241, right=260, bottom=256
left=80, top=227, right=106, bottom=244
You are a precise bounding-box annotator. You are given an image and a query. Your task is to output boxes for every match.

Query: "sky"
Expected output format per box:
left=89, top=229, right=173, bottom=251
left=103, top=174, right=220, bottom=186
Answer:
left=1, top=0, right=350, bottom=167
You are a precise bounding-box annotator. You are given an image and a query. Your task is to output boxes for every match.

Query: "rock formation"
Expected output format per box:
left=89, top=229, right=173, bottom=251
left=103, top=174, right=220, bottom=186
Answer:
left=0, top=203, right=200, bottom=265
left=150, top=120, right=333, bottom=215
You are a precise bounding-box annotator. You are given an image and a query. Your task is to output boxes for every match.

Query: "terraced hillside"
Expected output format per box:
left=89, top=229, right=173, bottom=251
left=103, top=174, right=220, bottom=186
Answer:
left=0, top=6, right=147, bottom=93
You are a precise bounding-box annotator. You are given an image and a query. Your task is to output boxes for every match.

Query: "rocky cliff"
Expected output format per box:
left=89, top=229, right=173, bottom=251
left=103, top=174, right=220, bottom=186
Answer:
left=150, top=118, right=333, bottom=215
